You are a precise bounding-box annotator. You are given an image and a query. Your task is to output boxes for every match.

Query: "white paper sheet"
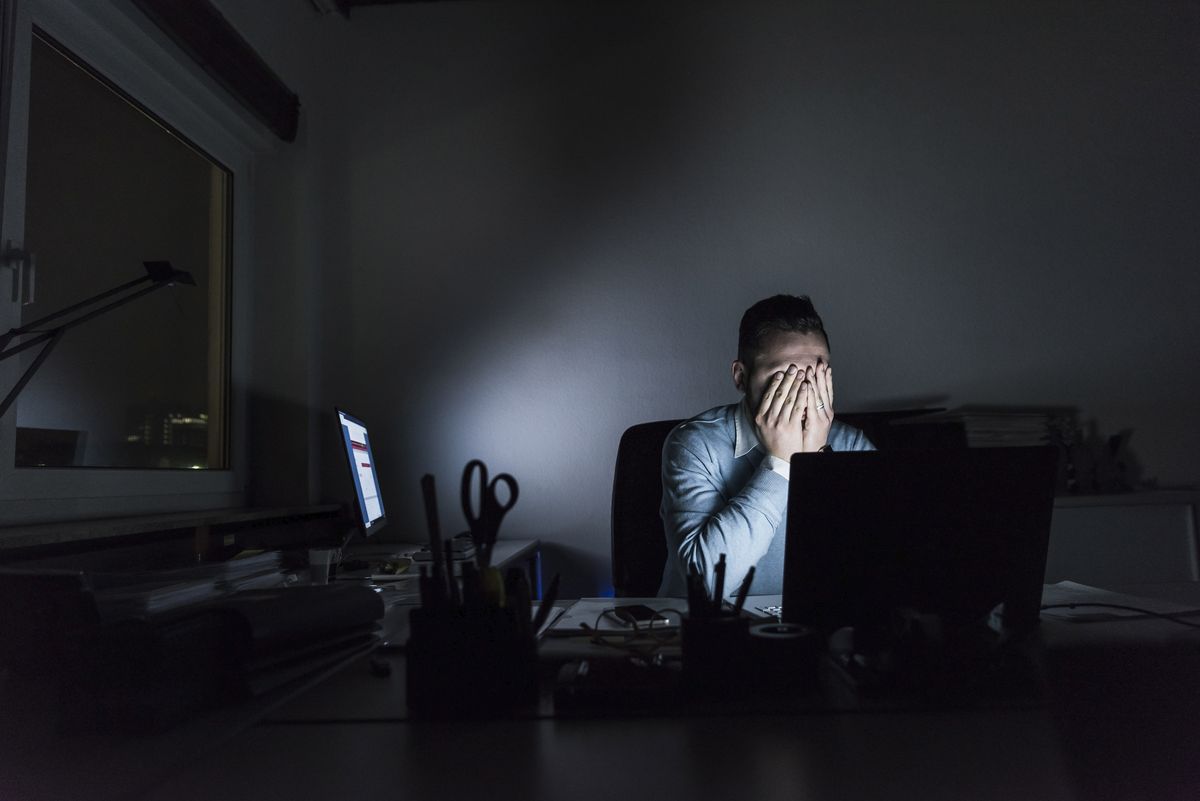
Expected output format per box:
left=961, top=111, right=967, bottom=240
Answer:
left=545, top=597, right=687, bottom=636
left=1040, top=580, right=1200, bottom=622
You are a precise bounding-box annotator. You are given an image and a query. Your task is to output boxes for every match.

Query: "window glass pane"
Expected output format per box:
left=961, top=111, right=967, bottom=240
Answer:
left=14, top=31, right=230, bottom=470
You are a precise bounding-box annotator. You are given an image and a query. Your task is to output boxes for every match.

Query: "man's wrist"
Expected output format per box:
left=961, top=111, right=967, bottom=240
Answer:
left=765, top=454, right=791, bottom=480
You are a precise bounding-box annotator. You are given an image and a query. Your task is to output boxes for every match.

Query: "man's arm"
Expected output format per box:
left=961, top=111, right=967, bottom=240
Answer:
left=661, top=435, right=788, bottom=597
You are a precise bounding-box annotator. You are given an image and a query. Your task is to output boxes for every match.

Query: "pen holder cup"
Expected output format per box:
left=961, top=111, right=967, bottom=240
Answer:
left=406, top=606, right=538, bottom=718
left=681, top=614, right=751, bottom=695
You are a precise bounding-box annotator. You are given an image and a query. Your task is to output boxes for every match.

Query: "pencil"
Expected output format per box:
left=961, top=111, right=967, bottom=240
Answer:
left=733, top=566, right=755, bottom=615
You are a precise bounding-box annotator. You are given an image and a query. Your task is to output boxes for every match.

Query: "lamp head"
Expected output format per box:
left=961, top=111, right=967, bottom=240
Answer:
left=144, top=260, right=195, bottom=286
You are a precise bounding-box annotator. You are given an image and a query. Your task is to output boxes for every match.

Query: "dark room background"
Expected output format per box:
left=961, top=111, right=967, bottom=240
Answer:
left=222, top=0, right=1199, bottom=596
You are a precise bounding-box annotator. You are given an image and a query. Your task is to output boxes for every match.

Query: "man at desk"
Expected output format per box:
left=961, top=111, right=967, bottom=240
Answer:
left=658, top=294, right=873, bottom=598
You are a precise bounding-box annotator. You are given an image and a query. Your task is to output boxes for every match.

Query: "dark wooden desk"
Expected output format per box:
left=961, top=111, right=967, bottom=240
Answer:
left=0, top=540, right=541, bottom=801
left=146, top=708, right=1075, bottom=801
left=147, top=585, right=1200, bottom=801
left=5, top=579, right=1199, bottom=801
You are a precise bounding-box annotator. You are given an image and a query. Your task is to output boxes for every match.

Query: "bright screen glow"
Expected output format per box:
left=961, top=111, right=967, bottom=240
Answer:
left=338, top=409, right=385, bottom=531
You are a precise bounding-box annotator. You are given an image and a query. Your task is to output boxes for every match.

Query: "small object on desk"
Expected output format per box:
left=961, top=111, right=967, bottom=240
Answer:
left=612, top=604, right=665, bottom=626
left=377, top=557, right=412, bottom=575
left=460, top=458, right=519, bottom=569
left=411, top=536, right=475, bottom=562
left=334, top=555, right=414, bottom=583
left=308, top=548, right=334, bottom=586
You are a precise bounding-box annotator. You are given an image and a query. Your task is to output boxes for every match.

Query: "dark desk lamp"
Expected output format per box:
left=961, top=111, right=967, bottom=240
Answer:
left=0, top=260, right=194, bottom=419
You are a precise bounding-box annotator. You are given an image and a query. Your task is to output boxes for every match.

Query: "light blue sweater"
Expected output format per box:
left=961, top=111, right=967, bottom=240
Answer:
left=657, top=402, right=874, bottom=598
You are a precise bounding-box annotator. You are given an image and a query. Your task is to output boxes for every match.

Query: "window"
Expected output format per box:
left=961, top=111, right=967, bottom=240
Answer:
left=16, top=31, right=231, bottom=470
left=0, top=0, right=261, bottom=524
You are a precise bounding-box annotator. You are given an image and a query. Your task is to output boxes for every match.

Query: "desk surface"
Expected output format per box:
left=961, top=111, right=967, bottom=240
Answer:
left=148, top=709, right=1077, bottom=801
left=160, top=584, right=1200, bottom=801
left=5, top=579, right=1200, bottom=801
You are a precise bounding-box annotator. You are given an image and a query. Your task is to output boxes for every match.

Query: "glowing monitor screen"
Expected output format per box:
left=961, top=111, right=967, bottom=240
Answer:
left=336, top=408, right=386, bottom=536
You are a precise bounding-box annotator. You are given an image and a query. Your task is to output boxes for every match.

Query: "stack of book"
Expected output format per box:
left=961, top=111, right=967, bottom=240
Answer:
left=897, top=406, right=1078, bottom=448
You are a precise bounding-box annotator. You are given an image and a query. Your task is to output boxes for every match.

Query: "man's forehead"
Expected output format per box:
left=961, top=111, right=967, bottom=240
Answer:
left=751, top=331, right=829, bottom=369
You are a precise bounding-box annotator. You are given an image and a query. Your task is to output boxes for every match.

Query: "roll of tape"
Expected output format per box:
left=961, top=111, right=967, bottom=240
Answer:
left=749, top=622, right=821, bottom=688
left=750, top=622, right=813, bottom=640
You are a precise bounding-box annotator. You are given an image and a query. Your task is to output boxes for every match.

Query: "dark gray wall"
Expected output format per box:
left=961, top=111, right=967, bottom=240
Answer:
left=236, top=1, right=1200, bottom=595
left=213, top=0, right=347, bottom=507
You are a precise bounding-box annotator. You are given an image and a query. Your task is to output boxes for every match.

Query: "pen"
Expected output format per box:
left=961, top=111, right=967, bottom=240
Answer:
left=713, top=553, right=727, bottom=615
left=420, top=474, right=447, bottom=604
left=507, top=568, right=532, bottom=638
left=444, top=540, right=461, bottom=607
left=418, top=565, right=430, bottom=607
left=460, top=561, right=479, bottom=610
left=531, top=573, right=560, bottom=634
left=733, top=565, right=755, bottom=616
left=686, top=568, right=707, bottom=618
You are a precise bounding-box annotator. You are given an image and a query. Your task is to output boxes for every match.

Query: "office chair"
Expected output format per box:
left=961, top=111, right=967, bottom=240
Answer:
left=610, top=419, right=682, bottom=597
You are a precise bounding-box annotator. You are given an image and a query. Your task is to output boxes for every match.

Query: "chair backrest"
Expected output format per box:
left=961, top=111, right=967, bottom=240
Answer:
left=610, top=419, right=682, bottom=598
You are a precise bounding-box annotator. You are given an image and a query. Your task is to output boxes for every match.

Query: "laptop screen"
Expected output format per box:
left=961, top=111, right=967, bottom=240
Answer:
left=336, top=408, right=387, bottom=537
left=782, top=447, right=1057, bottom=635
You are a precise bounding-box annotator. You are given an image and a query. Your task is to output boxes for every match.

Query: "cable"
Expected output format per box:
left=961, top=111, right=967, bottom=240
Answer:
left=578, top=607, right=683, bottom=660
left=1041, top=602, right=1200, bottom=630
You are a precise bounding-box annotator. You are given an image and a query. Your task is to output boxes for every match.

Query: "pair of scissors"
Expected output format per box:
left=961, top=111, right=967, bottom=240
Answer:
left=460, top=459, right=519, bottom=568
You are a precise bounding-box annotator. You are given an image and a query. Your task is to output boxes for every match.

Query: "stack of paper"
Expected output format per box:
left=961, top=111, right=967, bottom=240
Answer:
left=88, top=551, right=286, bottom=619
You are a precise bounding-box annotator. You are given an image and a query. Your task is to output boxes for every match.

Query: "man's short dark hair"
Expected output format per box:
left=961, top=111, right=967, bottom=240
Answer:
left=737, top=294, right=829, bottom=363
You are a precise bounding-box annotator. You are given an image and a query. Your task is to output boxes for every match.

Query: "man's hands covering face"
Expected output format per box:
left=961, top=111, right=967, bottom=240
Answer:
left=753, top=362, right=834, bottom=461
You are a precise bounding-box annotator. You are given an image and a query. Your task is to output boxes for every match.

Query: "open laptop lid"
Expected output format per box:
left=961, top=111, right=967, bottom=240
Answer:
left=335, top=407, right=387, bottom=538
left=782, top=447, right=1057, bottom=635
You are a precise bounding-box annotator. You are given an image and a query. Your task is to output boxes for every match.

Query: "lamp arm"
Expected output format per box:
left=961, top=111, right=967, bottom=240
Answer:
left=0, top=328, right=64, bottom=419
left=0, top=281, right=167, bottom=363
left=0, top=329, right=54, bottom=361
left=7, top=273, right=151, bottom=336
left=0, top=262, right=192, bottom=419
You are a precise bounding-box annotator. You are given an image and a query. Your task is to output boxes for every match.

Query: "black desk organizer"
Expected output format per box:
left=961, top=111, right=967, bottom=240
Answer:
left=406, top=604, right=538, bottom=718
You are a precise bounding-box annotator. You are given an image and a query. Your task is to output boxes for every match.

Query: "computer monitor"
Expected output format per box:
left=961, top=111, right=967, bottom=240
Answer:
left=336, top=408, right=387, bottom=538
left=782, top=447, right=1057, bottom=636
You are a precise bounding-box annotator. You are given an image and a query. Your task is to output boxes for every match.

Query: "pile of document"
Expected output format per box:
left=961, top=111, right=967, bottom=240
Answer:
left=0, top=565, right=383, bottom=733
left=88, top=551, right=285, bottom=619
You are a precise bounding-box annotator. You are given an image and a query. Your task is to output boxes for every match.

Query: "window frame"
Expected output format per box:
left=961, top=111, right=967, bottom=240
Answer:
left=0, top=0, right=271, bottom=525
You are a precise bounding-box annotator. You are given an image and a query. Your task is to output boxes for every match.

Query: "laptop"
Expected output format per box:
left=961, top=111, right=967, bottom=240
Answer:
left=781, top=447, right=1057, bottom=637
